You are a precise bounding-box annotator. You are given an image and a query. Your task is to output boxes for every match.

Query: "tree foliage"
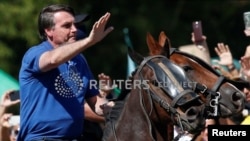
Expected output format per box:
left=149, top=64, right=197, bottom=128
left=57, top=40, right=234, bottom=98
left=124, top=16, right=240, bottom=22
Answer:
left=0, top=0, right=250, bottom=80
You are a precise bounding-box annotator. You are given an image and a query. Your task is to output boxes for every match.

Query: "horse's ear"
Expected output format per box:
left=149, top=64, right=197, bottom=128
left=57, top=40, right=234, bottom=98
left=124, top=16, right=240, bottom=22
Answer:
left=158, top=31, right=170, bottom=58
left=146, top=32, right=163, bottom=56
left=158, top=31, right=167, bottom=47
left=128, top=46, right=143, bottom=65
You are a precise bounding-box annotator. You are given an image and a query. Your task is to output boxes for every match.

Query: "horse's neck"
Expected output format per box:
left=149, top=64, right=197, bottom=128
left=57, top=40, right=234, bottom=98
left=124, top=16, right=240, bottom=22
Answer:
left=148, top=107, right=174, bottom=141
left=119, top=90, right=154, bottom=137
left=104, top=83, right=173, bottom=141
left=119, top=89, right=171, bottom=141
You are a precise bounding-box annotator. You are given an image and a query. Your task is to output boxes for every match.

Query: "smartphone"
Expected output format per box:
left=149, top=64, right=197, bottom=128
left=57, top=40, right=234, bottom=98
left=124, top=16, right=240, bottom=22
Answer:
left=9, top=90, right=20, bottom=101
left=243, top=11, right=250, bottom=29
left=192, top=21, right=203, bottom=42
left=8, top=115, right=20, bottom=126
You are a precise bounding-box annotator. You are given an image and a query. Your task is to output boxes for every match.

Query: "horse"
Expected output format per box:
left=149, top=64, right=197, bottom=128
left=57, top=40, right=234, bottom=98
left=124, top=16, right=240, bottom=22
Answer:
left=146, top=31, right=247, bottom=118
left=102, top=50, right=207, bottom=141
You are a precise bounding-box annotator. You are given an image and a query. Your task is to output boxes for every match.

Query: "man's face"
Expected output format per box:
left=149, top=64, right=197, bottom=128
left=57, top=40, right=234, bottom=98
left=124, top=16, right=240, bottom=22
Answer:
left=46, top=11, right=77, bottom=46
left=243, top=87, right=250, bottom=102
left=10, top=124, right=19, bottom=141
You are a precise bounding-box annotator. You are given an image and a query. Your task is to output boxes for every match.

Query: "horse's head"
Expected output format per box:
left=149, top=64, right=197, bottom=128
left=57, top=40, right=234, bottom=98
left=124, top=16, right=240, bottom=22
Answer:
left=146, top=31, right=246, bottom=117
left=128, top=48, right=205, bottom=134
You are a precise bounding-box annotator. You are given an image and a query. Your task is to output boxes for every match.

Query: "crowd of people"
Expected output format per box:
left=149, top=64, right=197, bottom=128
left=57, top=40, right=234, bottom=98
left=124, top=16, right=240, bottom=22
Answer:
left=176, top=13, right=250, bottom=140
left=0, top=90, right=20, bottom=141
left=1, top=3, right=250, bottom=141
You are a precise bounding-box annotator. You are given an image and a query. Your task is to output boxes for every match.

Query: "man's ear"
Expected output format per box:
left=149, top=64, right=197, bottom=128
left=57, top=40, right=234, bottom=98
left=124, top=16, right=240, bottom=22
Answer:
left=45, top=28, right=53, bottom=38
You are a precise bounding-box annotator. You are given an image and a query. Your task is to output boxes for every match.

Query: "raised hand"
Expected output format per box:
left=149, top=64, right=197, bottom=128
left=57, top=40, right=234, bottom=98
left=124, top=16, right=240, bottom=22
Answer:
left=0, top=90, right=20, bottom=107
left=87, top=12, right=114, bottom=45
left=214, top=43, right=233, bottom=66
left=0, top=113, right=13, bottom=128
left=98, top=73, right=113, bottom=97
left=240, top=55, right=250, bottom=81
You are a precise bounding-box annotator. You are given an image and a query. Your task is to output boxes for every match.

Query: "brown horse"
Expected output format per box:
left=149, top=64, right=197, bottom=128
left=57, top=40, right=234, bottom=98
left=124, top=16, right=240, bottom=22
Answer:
left=146, top=31, right=246, bottom=118
left=102, top=50, right=206, bottom=141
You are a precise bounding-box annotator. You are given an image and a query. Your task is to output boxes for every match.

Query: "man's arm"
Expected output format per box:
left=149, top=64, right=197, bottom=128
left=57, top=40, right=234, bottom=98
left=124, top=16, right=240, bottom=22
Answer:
left=86, top=94, right=114, bottom=117
left=39, top=12, right=114, bottom=72
left=214, top=43, right=239, bottom=79
left=84, top=102, right=105, bottom=123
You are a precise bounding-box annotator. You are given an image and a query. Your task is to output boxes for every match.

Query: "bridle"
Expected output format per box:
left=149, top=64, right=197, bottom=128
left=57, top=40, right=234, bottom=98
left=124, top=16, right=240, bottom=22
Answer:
left=135, top=55, right=204, bottom=139
left=107, top=55, right=206, bottom=141
left=170, top=48, right=226, bottom=117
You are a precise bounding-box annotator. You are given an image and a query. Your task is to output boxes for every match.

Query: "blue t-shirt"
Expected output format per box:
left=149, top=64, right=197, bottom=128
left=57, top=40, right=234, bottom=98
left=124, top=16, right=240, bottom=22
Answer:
left=18, top=41, right=99, bottom=141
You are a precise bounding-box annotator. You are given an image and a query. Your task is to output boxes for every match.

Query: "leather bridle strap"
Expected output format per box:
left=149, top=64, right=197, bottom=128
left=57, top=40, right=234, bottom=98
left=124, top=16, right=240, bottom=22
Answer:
left=193, top=83, right=218, bottom=97
left=136, top=55, right=165, bottom=74
left=148, top=84, right=185, bottom=131
left=170, top=89, right=195, bottom=107
left=211, top=76, right=225, bottom=92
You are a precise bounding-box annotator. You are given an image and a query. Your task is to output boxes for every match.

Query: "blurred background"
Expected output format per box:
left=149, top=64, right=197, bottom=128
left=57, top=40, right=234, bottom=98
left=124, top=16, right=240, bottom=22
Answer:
left=1, top=0, right=250, bottom=91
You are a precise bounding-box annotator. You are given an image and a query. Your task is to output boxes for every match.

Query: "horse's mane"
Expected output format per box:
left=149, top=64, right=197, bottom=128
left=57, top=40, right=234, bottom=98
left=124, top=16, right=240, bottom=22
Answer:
left=102, top=100, right=125, bottom=140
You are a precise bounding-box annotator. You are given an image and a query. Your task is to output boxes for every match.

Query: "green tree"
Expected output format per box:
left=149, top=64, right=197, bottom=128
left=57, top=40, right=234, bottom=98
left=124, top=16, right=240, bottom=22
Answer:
left=0, top=0, right=250, bottom=81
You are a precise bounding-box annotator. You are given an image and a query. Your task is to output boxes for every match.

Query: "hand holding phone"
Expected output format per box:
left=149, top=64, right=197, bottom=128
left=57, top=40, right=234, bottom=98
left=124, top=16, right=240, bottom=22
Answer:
left=192, top=21, right=203, bottom=42
left=8, top=115, right=20, bottom=126
left=9, top=90, right=20, bottom=101
left=244, top=11, right=250, bottom=30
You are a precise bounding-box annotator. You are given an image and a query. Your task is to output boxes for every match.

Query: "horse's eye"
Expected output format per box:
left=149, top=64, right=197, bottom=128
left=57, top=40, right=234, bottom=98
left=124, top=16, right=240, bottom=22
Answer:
left=182, top=65, right=193, bottom=72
